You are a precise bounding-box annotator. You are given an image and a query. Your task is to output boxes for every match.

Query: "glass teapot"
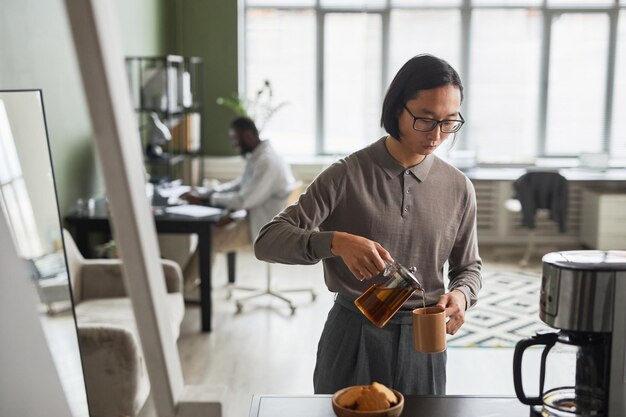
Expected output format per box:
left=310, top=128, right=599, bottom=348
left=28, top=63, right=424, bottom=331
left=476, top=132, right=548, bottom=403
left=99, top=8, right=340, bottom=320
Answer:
left=354, top=261, right=424, bottom=328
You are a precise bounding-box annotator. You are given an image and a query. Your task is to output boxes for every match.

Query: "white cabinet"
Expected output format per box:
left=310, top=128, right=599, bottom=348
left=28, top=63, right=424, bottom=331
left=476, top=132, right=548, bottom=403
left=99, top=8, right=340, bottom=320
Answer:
left=581, top=189, right=626, bottom=249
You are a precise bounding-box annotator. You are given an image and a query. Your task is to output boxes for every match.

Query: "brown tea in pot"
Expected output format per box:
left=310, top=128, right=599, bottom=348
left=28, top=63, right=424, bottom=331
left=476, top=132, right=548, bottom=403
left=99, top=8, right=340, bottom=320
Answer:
left=354, top=262, right=424, bottom=328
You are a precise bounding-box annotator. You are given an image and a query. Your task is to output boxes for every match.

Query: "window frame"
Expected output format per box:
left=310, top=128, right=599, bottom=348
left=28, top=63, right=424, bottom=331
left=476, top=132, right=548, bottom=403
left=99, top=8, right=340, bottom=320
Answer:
left=243, top=0, right=625, bottom=162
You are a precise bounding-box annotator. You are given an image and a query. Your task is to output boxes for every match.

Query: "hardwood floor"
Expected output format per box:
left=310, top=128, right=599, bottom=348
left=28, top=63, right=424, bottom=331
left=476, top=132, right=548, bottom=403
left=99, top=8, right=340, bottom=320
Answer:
left=40, top=310, right=90, bottom=417
left=177, top=252, right=333, bottom=417
left=175, top=248, right=544, bottom=417
left=46, top=245, right=547, bottom=417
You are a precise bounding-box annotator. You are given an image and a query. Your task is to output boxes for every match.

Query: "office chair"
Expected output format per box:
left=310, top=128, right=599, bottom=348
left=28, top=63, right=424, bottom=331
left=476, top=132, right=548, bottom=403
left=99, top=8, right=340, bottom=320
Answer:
left=233, top=181, right=317, bottom=315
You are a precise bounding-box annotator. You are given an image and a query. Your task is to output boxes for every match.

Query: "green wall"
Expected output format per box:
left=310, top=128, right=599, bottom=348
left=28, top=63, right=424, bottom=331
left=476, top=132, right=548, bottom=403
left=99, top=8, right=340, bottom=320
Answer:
left=0, top=0, right=239, bottom=217
left=0, top=0, right=96, bottom=217
left=0, top=0, right=175, bottom=216
left=115, top=0, right=175, bottom=56
left=175, top=0, right=239, bottom=156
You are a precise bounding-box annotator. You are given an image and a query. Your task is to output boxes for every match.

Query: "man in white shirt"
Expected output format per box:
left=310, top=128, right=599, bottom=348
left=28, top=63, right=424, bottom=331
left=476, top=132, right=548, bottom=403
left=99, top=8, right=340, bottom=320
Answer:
left=184, top=117, right=296, bottom=255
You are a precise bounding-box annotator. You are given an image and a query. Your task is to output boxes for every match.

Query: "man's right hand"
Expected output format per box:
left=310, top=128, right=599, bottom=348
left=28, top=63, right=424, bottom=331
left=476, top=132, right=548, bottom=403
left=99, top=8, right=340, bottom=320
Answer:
left=330, top=231, right=394, bottom=281
left=179, top=192, right=206, bottom=205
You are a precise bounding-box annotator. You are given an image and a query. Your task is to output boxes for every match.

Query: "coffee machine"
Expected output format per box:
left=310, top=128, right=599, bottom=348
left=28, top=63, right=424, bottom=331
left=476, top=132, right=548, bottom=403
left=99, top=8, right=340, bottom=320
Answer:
left=513, top=250, right=626, bottom=417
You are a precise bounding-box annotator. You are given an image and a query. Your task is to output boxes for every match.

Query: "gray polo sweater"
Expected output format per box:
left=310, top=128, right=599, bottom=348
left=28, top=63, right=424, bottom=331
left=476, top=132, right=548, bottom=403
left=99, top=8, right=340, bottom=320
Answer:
left=254, top=137, right=482, bottom=310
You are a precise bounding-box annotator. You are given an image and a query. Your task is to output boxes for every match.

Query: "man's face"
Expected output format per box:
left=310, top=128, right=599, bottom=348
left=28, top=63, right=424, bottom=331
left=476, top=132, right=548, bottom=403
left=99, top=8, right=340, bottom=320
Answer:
left=229, top=128, right=253, bottom=155
left=397, top=85, right=462, bottom=156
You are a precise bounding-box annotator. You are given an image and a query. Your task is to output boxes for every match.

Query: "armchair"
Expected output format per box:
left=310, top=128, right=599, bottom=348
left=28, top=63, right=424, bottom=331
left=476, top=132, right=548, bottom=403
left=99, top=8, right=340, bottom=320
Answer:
left=157, top=233, right=199, bottom=295
left=63, top=230, right=185, bottom=417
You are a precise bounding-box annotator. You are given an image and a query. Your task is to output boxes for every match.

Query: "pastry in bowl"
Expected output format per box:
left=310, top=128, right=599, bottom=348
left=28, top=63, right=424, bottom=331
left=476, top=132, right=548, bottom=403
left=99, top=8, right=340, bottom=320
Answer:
left=332, top=382, right=404, bottom=417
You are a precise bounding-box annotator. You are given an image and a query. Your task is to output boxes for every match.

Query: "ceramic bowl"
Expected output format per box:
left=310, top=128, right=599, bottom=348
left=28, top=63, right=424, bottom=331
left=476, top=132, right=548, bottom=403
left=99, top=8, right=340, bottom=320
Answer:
left=331, top=386, right=404, bottom=417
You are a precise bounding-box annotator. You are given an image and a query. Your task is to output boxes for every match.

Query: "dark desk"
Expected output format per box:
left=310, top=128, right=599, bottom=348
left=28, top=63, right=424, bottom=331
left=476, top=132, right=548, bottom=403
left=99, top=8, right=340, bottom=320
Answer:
left=64, top=202, right=226, bottom=332
left=248, top=395, right=528, bottom=417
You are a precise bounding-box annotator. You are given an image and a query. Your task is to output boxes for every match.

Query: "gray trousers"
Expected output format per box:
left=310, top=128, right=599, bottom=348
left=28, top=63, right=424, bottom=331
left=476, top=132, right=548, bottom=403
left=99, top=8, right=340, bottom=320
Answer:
left=313, top=294, right=446, bottom=395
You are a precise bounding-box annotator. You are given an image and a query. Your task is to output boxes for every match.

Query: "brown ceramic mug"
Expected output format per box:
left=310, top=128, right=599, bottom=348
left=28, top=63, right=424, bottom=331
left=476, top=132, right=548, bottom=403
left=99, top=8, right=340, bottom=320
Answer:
left=412, top=306, right=446, bottom=353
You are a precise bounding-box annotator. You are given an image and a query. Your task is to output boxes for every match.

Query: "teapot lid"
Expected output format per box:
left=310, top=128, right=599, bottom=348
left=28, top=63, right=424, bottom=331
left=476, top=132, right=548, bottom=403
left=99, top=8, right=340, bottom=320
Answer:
left=387, top=261, right=423, bottom=290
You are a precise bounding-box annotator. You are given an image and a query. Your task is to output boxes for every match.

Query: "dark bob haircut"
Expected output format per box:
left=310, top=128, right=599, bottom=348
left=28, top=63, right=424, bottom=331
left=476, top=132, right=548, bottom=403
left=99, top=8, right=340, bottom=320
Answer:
left=381, top=54, right=463, bottom=140
left=230, top=116, right=259, bottom=137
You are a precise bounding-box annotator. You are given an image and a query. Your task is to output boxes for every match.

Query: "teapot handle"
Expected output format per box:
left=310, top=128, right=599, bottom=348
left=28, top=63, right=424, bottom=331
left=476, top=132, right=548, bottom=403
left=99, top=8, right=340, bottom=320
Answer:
left=383, top=261, right=395, bottom=273
left=513, top=332, right=559, bottom=405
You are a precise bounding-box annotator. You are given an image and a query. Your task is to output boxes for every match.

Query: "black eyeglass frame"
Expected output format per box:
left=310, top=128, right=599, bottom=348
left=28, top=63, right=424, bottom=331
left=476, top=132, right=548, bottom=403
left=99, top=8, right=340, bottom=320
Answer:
left=403, top=105, right=465, bottom=133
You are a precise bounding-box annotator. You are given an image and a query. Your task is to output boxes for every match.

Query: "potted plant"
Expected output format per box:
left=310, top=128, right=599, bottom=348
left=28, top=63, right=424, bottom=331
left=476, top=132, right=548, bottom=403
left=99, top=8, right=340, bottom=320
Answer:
left=216, top=79, right=288, bottom=133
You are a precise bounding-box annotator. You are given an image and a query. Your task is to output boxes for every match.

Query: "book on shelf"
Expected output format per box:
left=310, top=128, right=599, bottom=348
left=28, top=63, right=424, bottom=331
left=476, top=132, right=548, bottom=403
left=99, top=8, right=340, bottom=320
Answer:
left=171, top=113, right=201, bottom=153
left=141, top=66, right=181, bottom=113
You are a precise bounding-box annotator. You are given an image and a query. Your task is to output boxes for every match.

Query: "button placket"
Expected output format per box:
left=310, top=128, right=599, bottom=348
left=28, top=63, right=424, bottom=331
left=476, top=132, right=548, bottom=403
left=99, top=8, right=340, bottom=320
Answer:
left=402, top=170, right=413, bottom=217
left=403, top=189, right=410, bottom=215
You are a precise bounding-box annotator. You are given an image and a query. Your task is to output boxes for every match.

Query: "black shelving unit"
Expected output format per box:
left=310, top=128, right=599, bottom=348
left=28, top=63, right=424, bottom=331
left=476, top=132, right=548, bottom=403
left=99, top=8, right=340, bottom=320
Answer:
left=125, top=55, right=204, bottom=184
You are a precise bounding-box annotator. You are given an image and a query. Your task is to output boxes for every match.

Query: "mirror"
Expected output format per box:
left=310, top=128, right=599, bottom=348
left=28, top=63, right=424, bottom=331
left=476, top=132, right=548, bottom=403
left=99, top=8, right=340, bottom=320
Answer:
left=0, top=90, right=89, bottom=416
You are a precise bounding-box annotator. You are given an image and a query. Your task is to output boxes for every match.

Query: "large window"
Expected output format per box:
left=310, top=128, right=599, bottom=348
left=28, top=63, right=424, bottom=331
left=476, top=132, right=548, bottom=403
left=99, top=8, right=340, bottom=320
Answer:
left=245, top=8, right=316, bottom=156
left=546, top=13, right=608, bottom=155
left=389, top=10, right=461, bottom=80
left=324, top=13, right=382, bottom=154
left=244, top=1, right=626, bottom=164
left=612, top=10, right=626, bottom=157
left=468, top=9, right=541, bottom=162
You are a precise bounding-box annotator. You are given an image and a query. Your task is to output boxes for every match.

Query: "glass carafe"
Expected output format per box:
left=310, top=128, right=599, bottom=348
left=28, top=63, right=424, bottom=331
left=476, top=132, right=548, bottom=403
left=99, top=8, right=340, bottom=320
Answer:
left=354, top=261, right=424, bottom=328
left=513, top=331, right=610, bottom=417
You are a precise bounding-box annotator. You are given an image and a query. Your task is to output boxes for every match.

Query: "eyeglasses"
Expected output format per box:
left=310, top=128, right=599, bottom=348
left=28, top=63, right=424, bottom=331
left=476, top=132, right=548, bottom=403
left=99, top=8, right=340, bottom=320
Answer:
left=403, top=105, right=465, bottom=133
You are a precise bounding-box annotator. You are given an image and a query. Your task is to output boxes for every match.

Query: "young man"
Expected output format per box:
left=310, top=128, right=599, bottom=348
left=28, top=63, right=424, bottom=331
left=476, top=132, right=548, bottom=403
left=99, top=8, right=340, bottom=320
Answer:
left=254, top=55, right=482, bottom=395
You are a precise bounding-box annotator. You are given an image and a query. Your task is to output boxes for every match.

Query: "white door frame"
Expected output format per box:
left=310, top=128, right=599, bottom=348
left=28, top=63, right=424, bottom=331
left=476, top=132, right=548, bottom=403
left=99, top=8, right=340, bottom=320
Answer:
left=64, top=1, right=224, bottom=416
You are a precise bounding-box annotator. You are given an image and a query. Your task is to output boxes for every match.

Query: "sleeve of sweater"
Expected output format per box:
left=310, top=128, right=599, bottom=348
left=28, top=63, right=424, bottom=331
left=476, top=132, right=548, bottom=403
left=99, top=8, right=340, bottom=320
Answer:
left=447, top=177, right=483, bottom=310
left=254, top=161, right=346, bottom=265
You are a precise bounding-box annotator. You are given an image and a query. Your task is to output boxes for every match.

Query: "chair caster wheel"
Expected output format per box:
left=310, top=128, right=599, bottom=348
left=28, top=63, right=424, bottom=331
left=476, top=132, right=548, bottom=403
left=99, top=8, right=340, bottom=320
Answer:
left=235, top=302, right=243, bottom=314
left=311, top=292, right=317, bottom=302
left=290, top=306, right=296, bottom=315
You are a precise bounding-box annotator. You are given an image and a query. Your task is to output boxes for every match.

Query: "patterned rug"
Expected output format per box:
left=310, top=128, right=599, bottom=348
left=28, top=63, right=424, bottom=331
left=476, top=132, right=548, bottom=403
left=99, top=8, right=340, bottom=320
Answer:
left=447, top=271, right=552, bottom=348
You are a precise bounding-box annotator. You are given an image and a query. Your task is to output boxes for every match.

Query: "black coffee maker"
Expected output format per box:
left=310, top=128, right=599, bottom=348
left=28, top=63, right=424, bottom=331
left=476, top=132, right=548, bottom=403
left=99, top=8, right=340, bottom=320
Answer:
left=513, top=250, right=626, bottom=417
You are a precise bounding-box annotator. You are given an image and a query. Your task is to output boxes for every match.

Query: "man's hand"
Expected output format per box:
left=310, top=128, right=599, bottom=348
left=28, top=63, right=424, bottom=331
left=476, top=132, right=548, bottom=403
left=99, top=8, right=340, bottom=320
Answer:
left=330, top=231, right=394, bottom=280
left=216, top=216, right=234, bottom=227
left=436, top=289, right=467, bottom=335
left=180, top=191, right=207, bottom=205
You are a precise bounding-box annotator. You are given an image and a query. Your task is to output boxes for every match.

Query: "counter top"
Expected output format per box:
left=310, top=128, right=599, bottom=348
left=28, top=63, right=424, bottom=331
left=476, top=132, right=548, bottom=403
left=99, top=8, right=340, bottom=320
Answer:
left=248, top=395, right=528, bottom=417
left=463, top=167, right=626, bottom=182
left=203, top=155, right=626, bottom=184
